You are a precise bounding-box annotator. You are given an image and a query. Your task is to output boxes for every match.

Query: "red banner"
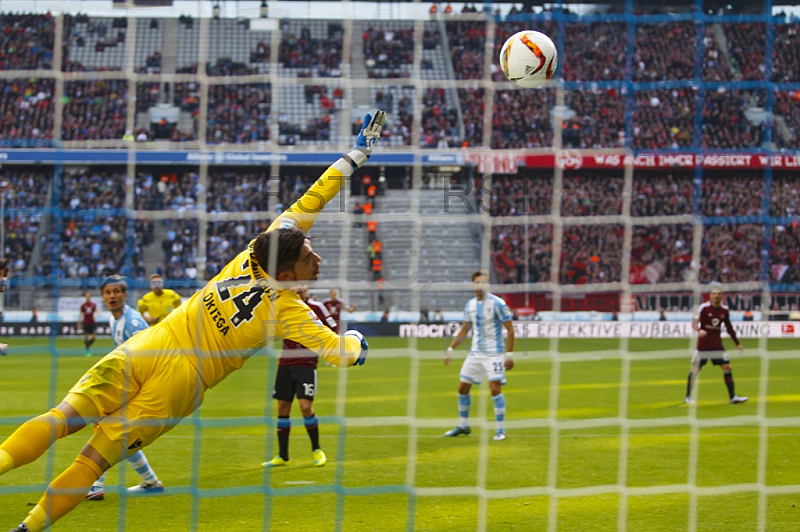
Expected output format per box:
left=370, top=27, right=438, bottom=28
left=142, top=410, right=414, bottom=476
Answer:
left=523, top=152, right=800, bottom=170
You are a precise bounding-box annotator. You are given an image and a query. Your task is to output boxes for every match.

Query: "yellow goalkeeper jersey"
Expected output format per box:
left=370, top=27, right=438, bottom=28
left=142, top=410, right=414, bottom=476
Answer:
left=138, top=289, right=182, bottom=324
left=160, top=163, right=362, bottom=389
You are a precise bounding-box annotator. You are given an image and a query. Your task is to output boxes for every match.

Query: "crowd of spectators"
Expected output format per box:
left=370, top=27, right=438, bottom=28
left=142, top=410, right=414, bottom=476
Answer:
left=178, top=59, right=255, bottom=78
left=206, top=220, right=269, bottom=279
left=561, top=172, right=623, bottom=216
left=0, top=13, right=54, bottom=70
left=459, top=89, right=484, bottom=146
left=560, top=224, right=624, bottom=284
left=161, top=219, right=198, bottom=280
left=631, top=171, right=694, bottom=216
left=488, top=173, right=553, bottom=216
left=420, top=88, right=459, bottom=148
left=774, top=91, right=800, bottom=149
left=1, top=170, right=50, bottom=277
left=0, top=78, right=54, bottom=146
left=632, top=89, right=695, bottom=149
left=277, top=172, right=317, bottom=212
left=701, top=171, right=764, bottom=216
left=492, top=224, right=552, bottom=284
left=363, top=25, right=414, bottom=78
left=563, top=89, right=626, bottom=148
left=207, top=170, right=265, bottom=213
left=4, top=215, right=39, bottom=277
left=563, top=22, right=626, bottom=81
left=699, top=223, right=763, bottom=283
left=60, top=169, right=125, bottom=211
left=702, top=89, right=764, bottom=149
left=633, top=22, right=696, bottom=81
left=278, top=115, right=331, bottom=144
left=770, top=224, right=800, bottom=283
left=702, top=27, right=729, bottom=82
left=207, top=83, right=270, bottom=144
left=136, top=81, right=160, bottom=112
left=491, top=89, right=554, bottom=149
left=278, top=24, right=342, bottom=76
left=771, top=23, right=800, bottom=82
left=62, top=80, right=128, bottom=141
left=367, top=88, right=412, bottom=146
left=725, top=24, right=767, bottom=81
left=53, top=217, right=128, bottom=279
left=769, top=171, right=800, bottom=218
left=446, top=21, right=485, bottom=80
left=422, top=25, right=439, bottom=50
left=630, top=224, right=694, bottom=284
left=139, top=51, right=161, bottom=74
left=134, top=170, right=199, bottom=211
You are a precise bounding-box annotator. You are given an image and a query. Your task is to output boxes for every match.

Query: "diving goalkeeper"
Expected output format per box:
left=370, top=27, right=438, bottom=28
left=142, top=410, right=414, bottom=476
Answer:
left=0, top=111, right=386, bottom=532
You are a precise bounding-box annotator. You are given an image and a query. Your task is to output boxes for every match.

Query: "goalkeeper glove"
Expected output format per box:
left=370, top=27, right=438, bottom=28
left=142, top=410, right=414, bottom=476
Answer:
left=346, top=110, right=386, bottom=170
left=344, top=330, right=369, bottom=366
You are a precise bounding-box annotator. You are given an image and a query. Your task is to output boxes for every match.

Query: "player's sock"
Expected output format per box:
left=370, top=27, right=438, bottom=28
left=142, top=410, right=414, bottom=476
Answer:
left=94, top=472, right=107, bottom=488
left=0, top=409, right=69, bottom=474
left=87, top=338, right=95, bottom=348
left=458, top=393, right=471, bottom=428
left=128, top=451, right=158, bottom=483
left=24, top=454, right=103, bottom=532
left=277, top=416, right=291, bottom=461
left=492, top=394, right=506, bottom=433
left=723, top=370, right=736, bottom=399
left=686, top=371, right=696, bottom=398
left=304, top=414, right=320, bottom=451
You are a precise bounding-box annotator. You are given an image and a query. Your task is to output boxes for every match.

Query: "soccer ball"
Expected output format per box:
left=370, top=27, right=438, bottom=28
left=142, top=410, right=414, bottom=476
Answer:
left=499, top=30, right=558, bottom=89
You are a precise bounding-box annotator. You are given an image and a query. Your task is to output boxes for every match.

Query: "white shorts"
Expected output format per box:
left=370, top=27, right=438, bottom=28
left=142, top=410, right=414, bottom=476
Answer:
left=459, top=352, right=506, bottom=385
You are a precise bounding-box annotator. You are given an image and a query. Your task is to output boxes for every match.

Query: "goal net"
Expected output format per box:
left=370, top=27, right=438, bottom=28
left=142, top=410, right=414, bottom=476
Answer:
left=0, top=1, right=798, bottom=531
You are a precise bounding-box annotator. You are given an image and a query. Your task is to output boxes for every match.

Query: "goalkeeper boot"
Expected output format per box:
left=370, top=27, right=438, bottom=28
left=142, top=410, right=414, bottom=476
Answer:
left=493, top=431, right=507, bottom=441
left=10, top=524, right=30, bottom=532
left=263, top=455, right=288, bottom=467
left=128, top=479, right=164, bottom=494
left=444, top=426, right=471, bottom=437
left=312, top=449, right=327, bottom=467
left=730, top=395, right=749, bottom=404
left=85, top=484, right=105, bottom=501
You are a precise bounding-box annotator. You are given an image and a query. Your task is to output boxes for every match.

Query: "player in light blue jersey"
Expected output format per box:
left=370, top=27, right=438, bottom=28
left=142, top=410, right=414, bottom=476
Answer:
left=84, top=275, right=165, bottom=500
left=444, top=270, right=515, bottom=441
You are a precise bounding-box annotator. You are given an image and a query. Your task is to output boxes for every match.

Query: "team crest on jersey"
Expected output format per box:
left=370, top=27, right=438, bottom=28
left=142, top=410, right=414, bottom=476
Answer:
left=307, top=311, right=323, bottom=325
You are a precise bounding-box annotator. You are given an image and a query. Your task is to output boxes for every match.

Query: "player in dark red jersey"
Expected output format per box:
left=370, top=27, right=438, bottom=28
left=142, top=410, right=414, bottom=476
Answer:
left=322, top=288, right=358, bottom=324
left=322, top=288, right=357, bottom=324
left=78, top=291, right=98, bottom=357
left=264, top=285, right=339, bottom=468
left=685, top=289, right=747, bottom=404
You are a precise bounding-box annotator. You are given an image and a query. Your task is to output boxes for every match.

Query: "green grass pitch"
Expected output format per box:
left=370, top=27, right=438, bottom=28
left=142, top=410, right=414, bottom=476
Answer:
left=1, top=336, right=799, bottom=531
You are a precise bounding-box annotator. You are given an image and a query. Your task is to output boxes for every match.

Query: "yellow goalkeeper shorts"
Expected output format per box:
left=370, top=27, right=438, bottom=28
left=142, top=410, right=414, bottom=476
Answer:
left=65, top=325, right=206, bottom=462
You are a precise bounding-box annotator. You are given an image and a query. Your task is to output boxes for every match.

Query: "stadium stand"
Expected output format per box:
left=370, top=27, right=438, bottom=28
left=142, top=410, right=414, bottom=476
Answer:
left=0, top=13, right=54, bottom=70
left=0, top=78, right=54, bottom=146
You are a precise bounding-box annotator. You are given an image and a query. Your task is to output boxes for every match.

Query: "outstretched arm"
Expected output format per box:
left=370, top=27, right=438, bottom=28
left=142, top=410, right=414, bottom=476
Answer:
left=268, top=111, right=386, bottom=235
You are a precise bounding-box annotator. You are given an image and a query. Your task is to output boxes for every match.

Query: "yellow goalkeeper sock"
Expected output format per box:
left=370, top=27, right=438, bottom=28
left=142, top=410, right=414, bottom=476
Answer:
left=24, top=454, right=103, bottom=531
left=0, top=408, right=69, bottom=474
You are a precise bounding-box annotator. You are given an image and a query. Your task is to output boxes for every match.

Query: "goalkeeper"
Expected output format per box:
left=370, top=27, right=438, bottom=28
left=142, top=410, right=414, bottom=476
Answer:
left=0, top=111, right=385, bottom=532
